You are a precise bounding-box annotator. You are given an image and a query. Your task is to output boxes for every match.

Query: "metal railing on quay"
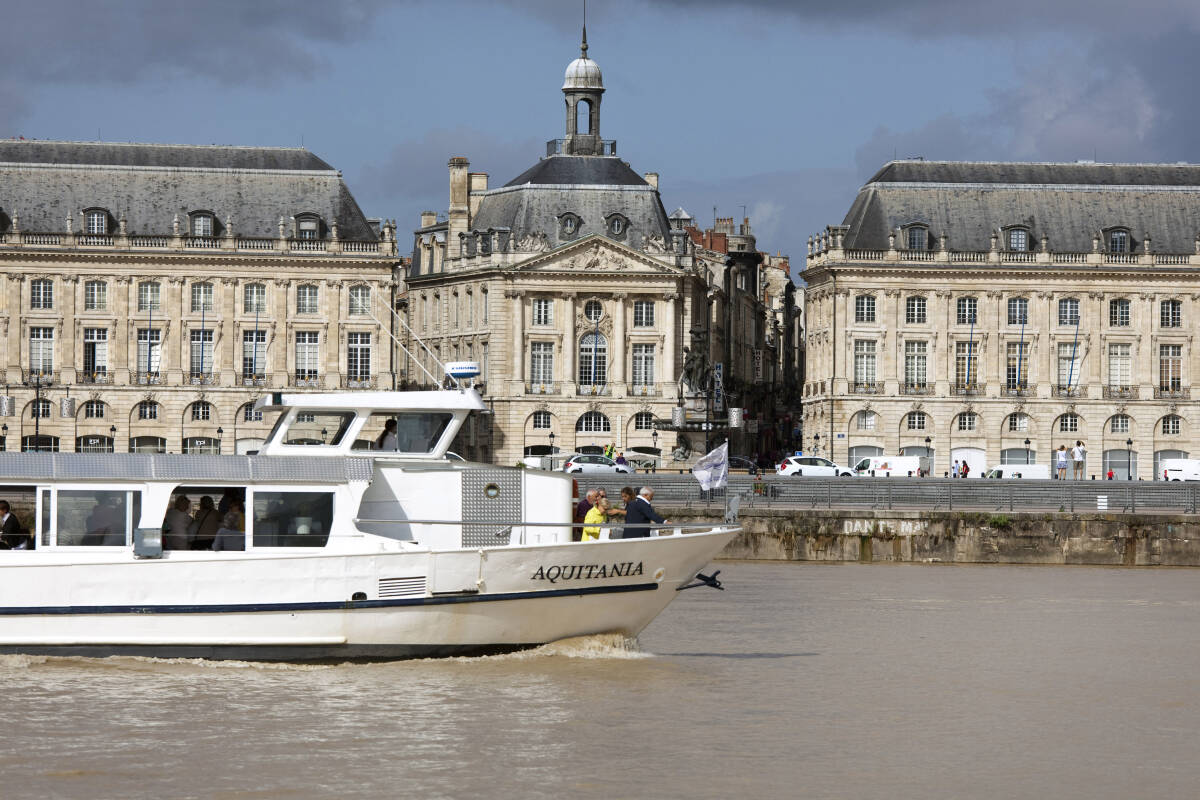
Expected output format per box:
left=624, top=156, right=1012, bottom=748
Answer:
left=564, top=474, right=1200, bottom=515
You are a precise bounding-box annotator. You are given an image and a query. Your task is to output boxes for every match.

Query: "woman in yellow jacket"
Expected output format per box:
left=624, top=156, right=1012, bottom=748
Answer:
left=582, top=498, right=611, bottom=541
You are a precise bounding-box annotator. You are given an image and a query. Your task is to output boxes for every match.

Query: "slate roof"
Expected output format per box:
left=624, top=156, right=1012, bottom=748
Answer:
left=474, top=155, right=670, bottom=249
left=0, top=140, right=379, bottom=241
left=842, top=160, right=1200, bottom=253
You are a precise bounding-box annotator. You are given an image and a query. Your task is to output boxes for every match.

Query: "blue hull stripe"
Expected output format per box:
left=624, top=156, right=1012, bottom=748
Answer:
left=0, top=582, right=659, bottom=616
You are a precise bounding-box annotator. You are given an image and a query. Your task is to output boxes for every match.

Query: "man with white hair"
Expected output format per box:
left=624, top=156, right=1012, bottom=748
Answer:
left=621, top=486, right=666, bottom=539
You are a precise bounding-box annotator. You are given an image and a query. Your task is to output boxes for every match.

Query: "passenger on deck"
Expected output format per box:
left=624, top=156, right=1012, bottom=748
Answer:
left=189, top=496, right=220, bottom=550
left=582, top=498, right=610, bottom=541
left=163, top=496, right=192, bottom=550
left=0, top=500, right=30, bottom=550
left=622, top=487, right=667, bottom=539
left=211, top=512, right=245, bottom=551
left=573, top=489, right=598, bottom=542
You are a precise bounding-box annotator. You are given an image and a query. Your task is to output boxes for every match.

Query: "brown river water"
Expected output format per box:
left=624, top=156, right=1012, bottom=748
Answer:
left=3, top=562, right=1198, bottom=799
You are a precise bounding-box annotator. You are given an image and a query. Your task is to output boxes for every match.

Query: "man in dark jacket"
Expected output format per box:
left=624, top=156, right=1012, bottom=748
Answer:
left=0, top=500, right=30, bottom=550
left=622, top=487, right=666, bottom=538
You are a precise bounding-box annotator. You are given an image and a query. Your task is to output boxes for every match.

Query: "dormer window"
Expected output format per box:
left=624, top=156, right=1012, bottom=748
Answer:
left=191, top=212, right=215, bottom=237
left=296, top=214, right=322, bottom=240
left=1007, top=227, right=1029, bottom=252
left=559, top=213, right=581, bottom=239
left=605, top=213, right=629, bottom=239
left=1108, top=228, right=1130, bottom=253
left=84, top=209, right=109, bottom=235
left=904, top=224, right=929, bottom=251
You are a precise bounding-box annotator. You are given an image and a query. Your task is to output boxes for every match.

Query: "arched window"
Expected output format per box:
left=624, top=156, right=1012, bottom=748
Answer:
left=583, top=299, right=603, bottom=322
left=31, top=398, right=51, bottom=419
left=1006, top=227, right=1030, bottom=252
left=906, top=411, right=926, bottom=431
left=633, top=412, right=655, bottom=430
left=576, top=411, right=611, bottom=433
left=83, top=400, right=105, bottom=419
left=532, top=410, right=551, bottom=429
left=905, top=224, right=929, bottom=251
left=1110, top=414, right=1131, bottom=434
left=578, top=332, right=607, bottom=385
left=1161, top=415, right=1182, bottom=435
left=76, top=435, right=114, bottom=454
left=130, top=436, right=166, bottom=453
left=1108, top=228, right=1130, bottom=253
left=957, top=412, right=977, bottom=432
left=137, top=401, right=159, bottom=420
left=84, top=209, right=109, bottom=235
left=1007, top=413, right=1030, bottom=433
left=242, top=403, right=263, bottom=422
left=190, top=212, right=215, bottom=237
left=854, top=411, right=876, bottom=431
left=1058, top=413, right=1080, bottom=433
left=22, top=435, right=59, bottom=452
left=191, top=401, right=213, bottom=421
left=560, top=213, right=581, bottom=238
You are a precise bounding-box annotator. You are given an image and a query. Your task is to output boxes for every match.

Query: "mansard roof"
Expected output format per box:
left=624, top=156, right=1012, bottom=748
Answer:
left=0, top=140, right=379, bottom=241
left=472, top=155, right=670, bottom=249
left=842, top=160, right=1200, bottom=253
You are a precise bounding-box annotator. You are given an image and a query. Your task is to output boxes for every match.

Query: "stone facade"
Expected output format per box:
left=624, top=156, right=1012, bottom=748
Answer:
left=0, top=141, right=400, bottom=453
left=802, top=160, right=1200, bottom=479
left=405, top=34, right=796, bottom=466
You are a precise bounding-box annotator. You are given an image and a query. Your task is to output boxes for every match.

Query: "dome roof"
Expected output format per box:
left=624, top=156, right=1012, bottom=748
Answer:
left=563, top=56, right=603, bottom=91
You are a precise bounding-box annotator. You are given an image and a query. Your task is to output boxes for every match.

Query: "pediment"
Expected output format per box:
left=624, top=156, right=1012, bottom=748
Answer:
left=514, top=236, right=683, bottom=275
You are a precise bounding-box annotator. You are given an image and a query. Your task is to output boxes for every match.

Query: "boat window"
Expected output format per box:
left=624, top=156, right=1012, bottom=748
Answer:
left=283, top=412, right=354, bottom=446
left=367, top=411, right=454, bottom=453
left=252, top=491, right=332, bottom=547
left=56, top=490, right=134, bottom=546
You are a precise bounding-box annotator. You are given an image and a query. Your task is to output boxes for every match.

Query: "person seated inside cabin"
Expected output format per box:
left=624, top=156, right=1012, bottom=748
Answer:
left=189, top=495, right=220, bottom=550
left=0, top=500, right=31, bottom=550
left=211, top=512, right=245, bottom=551
left=83, top=495, right=125, bottom=546
left=162, top=495, right=193, bottom=551
left=375, top=419, right=399, bottom=451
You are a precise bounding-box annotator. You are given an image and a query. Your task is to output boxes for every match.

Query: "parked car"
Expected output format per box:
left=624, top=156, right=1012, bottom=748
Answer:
left=777, top=456, right=852, bottom=477
left=562, top=454, right=633, bottom=474
left=1161, top=458, right=1200, bottom=481
left=982, top=464, right=1050, bottom=479
left=851, top=456, right=929, bottom=477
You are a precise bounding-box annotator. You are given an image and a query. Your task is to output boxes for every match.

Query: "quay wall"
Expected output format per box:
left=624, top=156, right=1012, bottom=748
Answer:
left=662, top=506, right=1200, bottom=566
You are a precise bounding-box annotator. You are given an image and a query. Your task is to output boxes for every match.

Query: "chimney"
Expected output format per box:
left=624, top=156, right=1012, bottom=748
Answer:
left=420, top=210, right=437, bottom=228
left=468, top=172, right=489, bottom=217
left=643, top=172, right=659, bottom=190
left=447, top=157, right=470, bottom=251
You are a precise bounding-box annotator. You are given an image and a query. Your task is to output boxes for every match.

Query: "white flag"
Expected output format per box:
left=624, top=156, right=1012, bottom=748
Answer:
left=692, top=441, right=729, bottom=491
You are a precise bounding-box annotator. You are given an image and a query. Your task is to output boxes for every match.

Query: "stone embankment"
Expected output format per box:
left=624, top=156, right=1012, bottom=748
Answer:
left=664, top=506, right=1200, bottom=566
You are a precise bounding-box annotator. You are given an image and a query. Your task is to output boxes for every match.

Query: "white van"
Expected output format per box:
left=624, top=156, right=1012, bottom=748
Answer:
left=852, top=455, right=930, bottom=477
left=1161, top=458, right=1200, bottom=481
left=982, top=464, right=1050, bottom=480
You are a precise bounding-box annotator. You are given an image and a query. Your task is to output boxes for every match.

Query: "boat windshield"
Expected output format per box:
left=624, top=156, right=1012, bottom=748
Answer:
left=281, top=412, right=355, bottom=446
left=357, top=411, right=454, bottom=453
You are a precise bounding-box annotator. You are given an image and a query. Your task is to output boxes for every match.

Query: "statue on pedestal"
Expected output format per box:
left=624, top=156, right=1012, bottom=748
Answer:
left=680, top=328, right=711, bottom=396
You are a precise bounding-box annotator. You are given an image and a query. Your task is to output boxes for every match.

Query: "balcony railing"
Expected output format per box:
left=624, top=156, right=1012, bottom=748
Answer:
left=1052, top=384, right=1085, bottom=398
left=576, top=383, right=611, bottom=396
left=526, top=382, right=559, bottom=395
left=1103, top=385, right=1139, bottom=400
left=78, top=370, right=112, bottom=385
left=1155, top=386, right=1190, bottom=399
left=342, top=376, right=375, bottom=389
left=292, top=374, right=321, bottom=388
left=189, top=372, right=218, bottom=386
left=901, top=382, right=931, bottom=395
left=850, top=381, right=879, bottom=394
left=78, top=235, right=113, bottom=246
left=131, top=371, right=162, bottom=385
left=22, top=369, right=56, bottom=385
left=240, top=374, right=269, bottom=387
left=627, top=382, right=661, bottom=397
left=951, top=382, right=984, bottom=396
left=1001, top=384, right=1031, bottom=397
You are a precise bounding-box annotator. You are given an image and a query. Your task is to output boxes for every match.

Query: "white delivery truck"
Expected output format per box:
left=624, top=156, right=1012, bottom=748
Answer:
left=982, top=464, right=1050, bottom=480
left=852, top=455, right=930, bottom=477
left=1160, top=458, right=1200, bottom=481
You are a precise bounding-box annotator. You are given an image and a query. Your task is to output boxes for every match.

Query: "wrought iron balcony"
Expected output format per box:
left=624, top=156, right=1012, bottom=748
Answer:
left=951, top=382, right=984, bottom=396
left=79, top=370, right=112, bottom=385
left=291, top=373, right=321, bottom=388
left=850, top=381, right=879, bottom=394
left=576, top=383, right=611, bottom=396
left=189, top=372, right=218, bottom=386
left=342, top=376, right=375, bottom=389
left=22, top=369, right=56, bottom=385
left=525, top=382, right=560, bottom=395
left=1155, top=386, right=1190, bottom=399
left=1052, top=384, right=1085, bottom=398
left=900, top=382, right=931, bottom=395
left=130, top=370, right=162, bottom=385
left=1001, top=384, right=1031, bottom=397
left=1103, top=385, right=1139, bottom=400
left=627, top=382, right=661, bottom=397
left=241, top=374, right=269, bottom=387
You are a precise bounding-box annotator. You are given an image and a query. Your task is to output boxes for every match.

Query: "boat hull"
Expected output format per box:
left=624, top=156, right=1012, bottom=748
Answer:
left=0, top=528, right=735, bottom=661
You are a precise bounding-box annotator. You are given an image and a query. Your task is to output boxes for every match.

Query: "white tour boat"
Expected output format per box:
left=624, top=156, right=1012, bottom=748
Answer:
left=0, top=387, right=737, bottom=661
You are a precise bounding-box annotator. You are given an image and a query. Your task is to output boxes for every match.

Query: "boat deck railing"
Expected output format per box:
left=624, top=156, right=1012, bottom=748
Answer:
left=352, top=517, right=729, bottom=544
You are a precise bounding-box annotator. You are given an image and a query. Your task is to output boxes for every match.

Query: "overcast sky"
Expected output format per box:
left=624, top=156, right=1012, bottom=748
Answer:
left=4, top=0, right=1200, bottom=267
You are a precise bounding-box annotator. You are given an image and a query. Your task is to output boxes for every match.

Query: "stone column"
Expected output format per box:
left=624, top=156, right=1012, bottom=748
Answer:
left=324, top=279, right=341, bottom=387
left=563, top=293, right=576, bottom=389
left=664, top=293, right=678, bottom=393
left=166, top=276, right=185, bottom=381
left=219, top=278, right=237, bottom=382
left=271, top=280, right=287, bottom=379
left=613, top=292, right=627, bottom=388
left=3, top=275, right=18, bottom=383
left=60, top=276, right=78, bottom=382
left=114, top=277, right=131, bottom=381
left=509, top=290, right=524, bottom=384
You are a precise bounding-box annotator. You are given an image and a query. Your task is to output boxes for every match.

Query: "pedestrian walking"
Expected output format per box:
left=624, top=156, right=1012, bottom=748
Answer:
left=1056, top=445, right=1069, bottom=480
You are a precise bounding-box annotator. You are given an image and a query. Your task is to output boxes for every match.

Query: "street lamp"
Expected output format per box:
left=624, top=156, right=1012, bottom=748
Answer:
left=650, top=429, right=658, bottom=473
left=925, top=436, right=931, bottom=477
left=1, top=423, right=7, bottom=452
left=110, top=425, right=117, bottom=454
left=217, top=426, right=224, bottom=455
left=813, top=432, right=820, bottom=456
left=548, top=430, right=556, bottom=470
left=1024, top=438, right=1031, bottom=466
left=1126, top=438, right=1133, bottom=480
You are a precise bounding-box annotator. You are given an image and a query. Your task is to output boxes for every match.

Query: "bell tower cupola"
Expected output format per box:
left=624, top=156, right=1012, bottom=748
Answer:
left=561, top=26, right=605, bottom=156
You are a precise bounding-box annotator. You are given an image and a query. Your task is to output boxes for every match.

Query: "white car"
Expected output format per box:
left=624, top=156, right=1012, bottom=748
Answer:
left=777, top=456, right=852, bottom=477
left=562, top=454, right=632, bottom=475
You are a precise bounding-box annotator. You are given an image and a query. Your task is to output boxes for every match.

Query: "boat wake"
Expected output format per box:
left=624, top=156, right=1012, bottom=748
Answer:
left=457, top=633, right=653, bottom=662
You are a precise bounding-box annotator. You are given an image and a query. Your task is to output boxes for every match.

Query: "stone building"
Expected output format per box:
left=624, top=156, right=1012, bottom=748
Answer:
left=0, top=140, right=399, bottom=454
left=802, top=160, right=1200, bottom=479
left=406, top=33, right=793, bottom=465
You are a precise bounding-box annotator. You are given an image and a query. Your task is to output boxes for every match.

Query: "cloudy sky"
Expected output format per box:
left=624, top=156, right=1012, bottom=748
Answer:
left=4, top=0, right=1200, bottom=266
